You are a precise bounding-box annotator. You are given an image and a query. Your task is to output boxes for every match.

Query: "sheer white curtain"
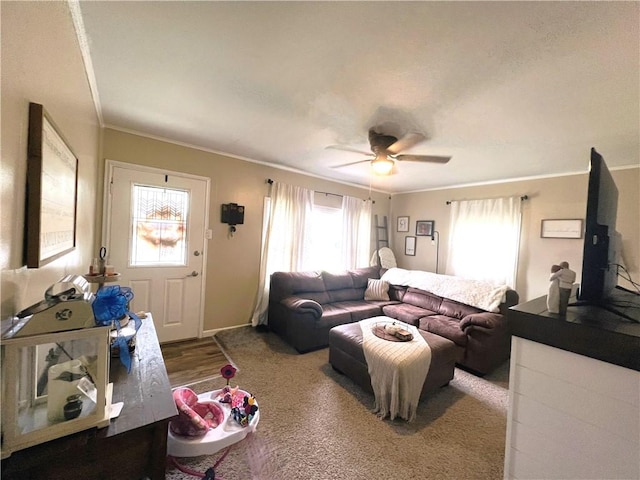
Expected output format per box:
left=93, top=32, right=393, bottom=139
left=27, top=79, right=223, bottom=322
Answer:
left=445, top=196, right=522, bottom=287
left=250, top=182, right=314, bottom=326
left=341, top=196, right=373, bottom=269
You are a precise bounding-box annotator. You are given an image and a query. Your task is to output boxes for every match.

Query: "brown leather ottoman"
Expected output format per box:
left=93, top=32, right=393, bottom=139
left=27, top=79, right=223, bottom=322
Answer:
left=329, top=320, right=462, bottom=398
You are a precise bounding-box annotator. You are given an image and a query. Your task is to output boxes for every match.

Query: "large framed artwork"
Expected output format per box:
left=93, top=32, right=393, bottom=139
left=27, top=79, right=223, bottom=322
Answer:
left=25, top=103, right=78, bottom=267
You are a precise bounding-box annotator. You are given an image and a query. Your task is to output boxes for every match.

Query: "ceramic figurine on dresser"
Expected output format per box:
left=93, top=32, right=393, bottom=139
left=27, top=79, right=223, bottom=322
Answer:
left=547, top=261, right=577, bottom=316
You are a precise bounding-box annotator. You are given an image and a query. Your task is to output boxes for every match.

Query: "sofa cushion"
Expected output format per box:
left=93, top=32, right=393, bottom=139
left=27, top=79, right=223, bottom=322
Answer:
left=322, top=270, right=354, bottom=290
left=328, top=288, right=363, bottom=302
left=402, top=287, right=444, bottom=312
left=459, top=312, right=505, bottom=331
left=298, top=290, right=331, bottom=305
left=316, top=304, right=353, bottom=329
left=418, top=315, right=468, bottom=347
left=364, top=278, right=390, bottom=301
left=388, top=284, right=407, bottom=302
left=331, top=301, right=382, bottom=322
left=323, top=271, right=364, bottom=303
left=381, top=303, right=437, bottom=326
left=281, top=296, right=323, bottom=318
left=348, top=266, right=381, bottom=288
left=270, top=271, right=331, bottom=304
left=438, top=298, right=484, bottom=320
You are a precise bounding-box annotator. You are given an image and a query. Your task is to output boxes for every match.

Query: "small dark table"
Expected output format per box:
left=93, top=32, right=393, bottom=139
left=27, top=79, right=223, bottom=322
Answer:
left=508, top=286, right=640, bottom=371
left=1, top=315, right=177, bottom=479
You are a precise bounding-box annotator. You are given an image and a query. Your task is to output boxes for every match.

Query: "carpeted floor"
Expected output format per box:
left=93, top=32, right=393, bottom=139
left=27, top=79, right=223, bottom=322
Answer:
left=166, top=325, right=510, bottom=479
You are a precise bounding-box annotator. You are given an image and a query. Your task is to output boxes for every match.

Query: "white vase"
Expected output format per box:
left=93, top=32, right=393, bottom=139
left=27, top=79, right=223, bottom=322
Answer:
left=47, top=359, right=84, bottom=422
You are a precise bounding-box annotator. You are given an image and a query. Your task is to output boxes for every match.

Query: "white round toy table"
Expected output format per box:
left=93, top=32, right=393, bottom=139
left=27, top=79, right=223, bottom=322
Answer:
left=167, top=388, right=259, bottom=458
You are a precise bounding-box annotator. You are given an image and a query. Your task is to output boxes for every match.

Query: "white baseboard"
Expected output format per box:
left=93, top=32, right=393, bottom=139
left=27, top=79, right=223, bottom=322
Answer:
left=202, top=323, right=251, bottom=338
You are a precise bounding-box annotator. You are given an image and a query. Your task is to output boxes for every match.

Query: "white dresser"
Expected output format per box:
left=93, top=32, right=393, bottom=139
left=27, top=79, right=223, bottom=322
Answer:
left=504, top=290, right=640, bottom=480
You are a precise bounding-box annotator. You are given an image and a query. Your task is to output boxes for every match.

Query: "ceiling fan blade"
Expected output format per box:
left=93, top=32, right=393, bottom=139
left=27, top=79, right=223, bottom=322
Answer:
left=395, top=154, right=451, bottom=164
left=325, top=144, right=372, bottom=156
left=330, top=159, right=372, bottom=169
left=386, top=132, right=426, bottom=155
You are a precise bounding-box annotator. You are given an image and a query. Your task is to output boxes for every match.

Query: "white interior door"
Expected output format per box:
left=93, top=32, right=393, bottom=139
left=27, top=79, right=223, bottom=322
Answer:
left=105, top=161, right=209, bottom=343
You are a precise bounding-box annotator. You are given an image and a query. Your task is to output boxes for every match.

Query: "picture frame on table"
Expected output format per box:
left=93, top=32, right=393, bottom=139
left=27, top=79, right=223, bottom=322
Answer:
left=25, top=102, right=78, bottom=268
left=397, top=216, right=409, bottom=232
left=416, top=220, right=434, bottom=237
left=405, top=236, right=416, bottom=256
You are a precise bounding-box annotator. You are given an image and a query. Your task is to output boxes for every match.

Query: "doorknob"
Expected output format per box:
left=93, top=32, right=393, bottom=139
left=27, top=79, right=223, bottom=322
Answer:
left=187, top=271, right=199, bottom=277
left=193, top=251, right=201, bottom=256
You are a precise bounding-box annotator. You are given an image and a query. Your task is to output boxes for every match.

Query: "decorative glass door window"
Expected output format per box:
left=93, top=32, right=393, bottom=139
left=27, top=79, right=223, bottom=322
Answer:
left=130, top=185, right=189, bottom=266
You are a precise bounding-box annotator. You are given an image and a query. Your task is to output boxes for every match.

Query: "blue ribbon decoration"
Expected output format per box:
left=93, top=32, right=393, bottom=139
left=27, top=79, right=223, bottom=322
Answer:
left=92, top=286, right=142, bottom=372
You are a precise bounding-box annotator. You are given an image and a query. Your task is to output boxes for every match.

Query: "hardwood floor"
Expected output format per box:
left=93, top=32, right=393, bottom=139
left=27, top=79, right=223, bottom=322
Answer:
left=160, top=336, right=232, bottom=387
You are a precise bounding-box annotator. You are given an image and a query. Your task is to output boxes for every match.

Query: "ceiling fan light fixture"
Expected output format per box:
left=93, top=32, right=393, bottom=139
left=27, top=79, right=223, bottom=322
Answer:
left=371, top=155, right=394, bottom=175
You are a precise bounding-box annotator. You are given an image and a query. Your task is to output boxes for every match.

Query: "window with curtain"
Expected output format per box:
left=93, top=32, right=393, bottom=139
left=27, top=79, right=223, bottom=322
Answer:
left=445, top=196, right=522, bottom=287
left=302, top=191, right=372, bottom=271
left=250, top=181, right=372, bottom=326
left=302, top=205, right=343, bottom=271
left=341, top=194, right=372, bottom=270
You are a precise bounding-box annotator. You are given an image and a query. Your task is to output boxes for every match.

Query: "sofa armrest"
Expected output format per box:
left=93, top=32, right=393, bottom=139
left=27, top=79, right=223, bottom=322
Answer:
left=281, top=296, right=323, bottom=319
left=459, top=312, right=504, bottom=331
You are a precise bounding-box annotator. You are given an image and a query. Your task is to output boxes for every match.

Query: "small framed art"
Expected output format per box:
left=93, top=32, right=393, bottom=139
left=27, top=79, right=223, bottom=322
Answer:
left=416, top=220, right=434, bottom=237
left=405, top=236, right=416, bottom=256
left=397, top=216, right=409, bottom=232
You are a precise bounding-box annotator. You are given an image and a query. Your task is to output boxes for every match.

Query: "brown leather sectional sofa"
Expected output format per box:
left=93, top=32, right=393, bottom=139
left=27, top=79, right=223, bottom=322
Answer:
left=268, top=266, right=519, bottom=375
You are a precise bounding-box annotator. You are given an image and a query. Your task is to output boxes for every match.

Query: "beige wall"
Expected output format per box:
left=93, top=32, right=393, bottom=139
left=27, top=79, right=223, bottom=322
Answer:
left=1, top=2, right=101, bottom=319
left=390, top=167, right=639, bottom=302
left=101, top=128, right=391, bottom=331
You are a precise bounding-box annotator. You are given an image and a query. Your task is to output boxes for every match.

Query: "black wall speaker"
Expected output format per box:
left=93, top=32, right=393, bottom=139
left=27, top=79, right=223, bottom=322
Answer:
left=221, top=203, right=245, bottom=225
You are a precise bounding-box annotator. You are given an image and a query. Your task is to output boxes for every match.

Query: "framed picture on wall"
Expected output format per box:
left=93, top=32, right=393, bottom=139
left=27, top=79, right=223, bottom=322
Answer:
left=416, top=220, right=434, bottom=237
left=540, top=219, right=583, bottom=239
left=25, top=102, right=78, bottom=267
left=397, top=216, right=409, bottom=232
left=405, top=236, right=416, bottom=256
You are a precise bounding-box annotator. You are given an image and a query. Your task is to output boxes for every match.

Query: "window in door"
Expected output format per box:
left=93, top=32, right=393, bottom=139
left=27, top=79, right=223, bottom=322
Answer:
left=130, top=185, right=189, bottom=266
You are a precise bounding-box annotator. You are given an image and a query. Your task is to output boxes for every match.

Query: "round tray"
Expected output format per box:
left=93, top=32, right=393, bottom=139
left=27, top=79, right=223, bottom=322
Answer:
left=372, top=324, right=413, bottom=342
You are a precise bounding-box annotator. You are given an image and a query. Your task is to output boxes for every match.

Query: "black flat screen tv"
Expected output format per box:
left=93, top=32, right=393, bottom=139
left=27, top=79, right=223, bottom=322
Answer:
left=578, top=148, right=620, bottom=303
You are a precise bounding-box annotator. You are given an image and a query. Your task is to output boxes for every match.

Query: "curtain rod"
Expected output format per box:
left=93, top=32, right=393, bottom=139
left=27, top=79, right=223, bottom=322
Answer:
left=266, top=178, right=375, bottom=203
left=446, top=195, right=528, bottom=205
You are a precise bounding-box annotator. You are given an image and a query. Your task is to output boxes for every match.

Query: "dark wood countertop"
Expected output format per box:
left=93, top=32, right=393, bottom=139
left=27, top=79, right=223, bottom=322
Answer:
left=101, top=314, right=177, bottom=437
left=508, top=286, right=640, bottom=371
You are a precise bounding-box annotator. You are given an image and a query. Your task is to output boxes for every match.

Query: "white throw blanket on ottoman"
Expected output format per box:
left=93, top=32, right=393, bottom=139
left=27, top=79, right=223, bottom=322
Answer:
left=360, top=316, right=431, bottom=422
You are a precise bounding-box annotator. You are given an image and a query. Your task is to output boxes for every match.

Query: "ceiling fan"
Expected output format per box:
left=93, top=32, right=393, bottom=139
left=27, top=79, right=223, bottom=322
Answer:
left=328, top=129, right=451, bottom=175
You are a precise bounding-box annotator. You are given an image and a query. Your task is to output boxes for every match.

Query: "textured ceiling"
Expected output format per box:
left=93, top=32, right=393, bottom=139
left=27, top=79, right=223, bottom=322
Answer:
left=77, top=1, right=639, bottom=193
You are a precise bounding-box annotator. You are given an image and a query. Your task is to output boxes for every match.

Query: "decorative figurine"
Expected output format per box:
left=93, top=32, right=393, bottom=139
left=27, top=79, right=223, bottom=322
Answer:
left=549, top=261, right=576, bottom=316
left=547, top=264, right=562, bottom=314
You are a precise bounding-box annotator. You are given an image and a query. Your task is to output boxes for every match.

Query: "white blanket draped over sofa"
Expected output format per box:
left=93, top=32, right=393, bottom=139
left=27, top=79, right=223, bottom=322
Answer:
left=381, top=268, right=510, bottom=313
left=360, top=317, right=431, bottom=422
